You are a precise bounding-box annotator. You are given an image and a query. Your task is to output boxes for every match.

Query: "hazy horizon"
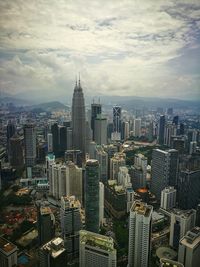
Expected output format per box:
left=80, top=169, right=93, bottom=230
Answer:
left=0, top=0, right=200, bottom=101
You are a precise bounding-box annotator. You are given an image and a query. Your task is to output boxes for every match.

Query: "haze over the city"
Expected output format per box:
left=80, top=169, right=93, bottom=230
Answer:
left=0, top=0, right=200, bottom=101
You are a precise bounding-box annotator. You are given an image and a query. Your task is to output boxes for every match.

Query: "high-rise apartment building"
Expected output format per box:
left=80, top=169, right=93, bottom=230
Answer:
left=60, top=196, right=82, bottom=256
left=99, top=182, right=104, bottom=225
left=110, top=152, right=126, bottom=180
left=160, top=186, right=176, bottom=210
left=79, top=230, right=117, bottom=267
left=39, top=237, right=67, bottom=267
left=169, top=209, right=196, bottom=249
left=151, top=149, right=178, bottom=201
left=128, top=201, right=153, bottom=267
left=72, top=78, right=86, bottom=155
left=0, top=237, right=18, bottom=267
left=91, top=103, right=102, bottom=140
left=178, top=227, right=200, bottom=267
left=85, top=159, right=100, bottom=233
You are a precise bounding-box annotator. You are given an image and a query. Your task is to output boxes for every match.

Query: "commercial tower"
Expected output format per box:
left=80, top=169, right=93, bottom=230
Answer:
left=39, top=237, right=67, bottom=267
left=38, top=206, right=55, bottom=246
left=79, top=230, right=117, bottom=267
left=113, top=106, right=121, bottom=136
left=178, top=227, right=200, bottom=267
left=24, top=123, right=36, bottom=177
left=85, top=159, right=100, bottom=233
left=72, top=78, right=86, bottom=156
left=158, top=115, right=165, bottom=145
left=9, top=134, right=24, bottom=169
left=169, top=209, right=196, bottom=249
left=91, top=103, right=102, bottom=140
left=128, top=201, right=153, bottom=267
left=60, top=196, right=82, bottom=256
left=94, top=115, right=107, bottom=145
left=151, top=149, right=178, bottom=201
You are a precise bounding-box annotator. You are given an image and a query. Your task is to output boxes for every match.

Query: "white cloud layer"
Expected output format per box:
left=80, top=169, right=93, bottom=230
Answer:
left=0, top=0, right=200, bottom=100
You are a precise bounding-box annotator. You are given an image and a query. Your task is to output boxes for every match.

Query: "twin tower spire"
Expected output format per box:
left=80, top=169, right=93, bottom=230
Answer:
left=74, top=73, right=82, bottom=90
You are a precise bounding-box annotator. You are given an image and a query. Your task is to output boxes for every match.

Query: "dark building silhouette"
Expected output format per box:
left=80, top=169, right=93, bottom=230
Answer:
left=51, top=123, right=59, bottom=157
left=85, top=160, right=100, bottom=233
left=59, top=126, right=67, bottom=156
left=173, top=115, right=179, bottom=126
left=158, top=115, right=165, bottom=145
left=91, top=103, right=102, bottom=140
left=9, top=134, right=24, bottom=169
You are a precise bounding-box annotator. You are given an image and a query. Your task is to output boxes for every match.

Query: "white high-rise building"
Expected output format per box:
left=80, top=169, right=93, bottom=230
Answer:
left=47, top=133, right=53, bottom=153
left=95, top=145, right=108, bottom=182
left=160, top=186, right=176, bottom=210
left=124, top=121, right=130, bottom=140
left=110, top=152, right=126, bottom=180
left=170, top=209, right=196, bottom=249
left=118, top=166, right=132, bottom=188
left=48, top=162, right=82, bottom=201
left=128, top=201, right=153, bottom=267
left=99, top=182, right=104, bottom=225
left=79, top=230, right=117, bottom=267
left=134, top=118, right=141, bottom=137
left=178, top=227, right=200, bottom=267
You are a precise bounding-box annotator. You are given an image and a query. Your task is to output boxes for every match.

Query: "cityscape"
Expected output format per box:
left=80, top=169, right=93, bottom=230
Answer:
left=0, top=1, right=200, bottom=267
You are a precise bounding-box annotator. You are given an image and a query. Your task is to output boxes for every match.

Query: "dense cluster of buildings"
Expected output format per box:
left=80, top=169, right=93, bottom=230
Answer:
left=0, top=79, right=200, bottom=267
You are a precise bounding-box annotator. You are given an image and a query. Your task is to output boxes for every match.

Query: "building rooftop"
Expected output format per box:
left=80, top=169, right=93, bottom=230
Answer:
left=172, top=208, right=196, bottom=218
left=156, top=247, right=177, bottom=260
left=160, top=258, right=184, bottom=267
left=40, top=206, right=52, bottom=215
left=61, top=195, right=81, bottom=209
left=180, top=227, right=200, bottom=248
left=80, top=230, right=115, bottom=252
left=0, top=237, right=17, bottom=255
left=41, top=237, right=66, bottom=259
left=131, top=201, right=152, bottom=217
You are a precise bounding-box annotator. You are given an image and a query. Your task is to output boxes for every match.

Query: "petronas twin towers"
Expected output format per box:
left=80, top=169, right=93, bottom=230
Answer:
left=72, top=77, right=86, bottom=156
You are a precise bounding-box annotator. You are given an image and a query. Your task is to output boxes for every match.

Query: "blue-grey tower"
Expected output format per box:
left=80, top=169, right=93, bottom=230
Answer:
left=72, top=77, right=86, bottom=156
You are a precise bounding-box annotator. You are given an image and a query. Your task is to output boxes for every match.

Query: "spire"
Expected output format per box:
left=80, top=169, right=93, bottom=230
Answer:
left=74, top=75, right=78, bottom=90
left=78, top=72, right=81, bottom=88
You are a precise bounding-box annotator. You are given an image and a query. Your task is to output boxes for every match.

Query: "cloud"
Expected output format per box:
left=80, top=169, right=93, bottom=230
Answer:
left=0, top=0, right=200, bottom=100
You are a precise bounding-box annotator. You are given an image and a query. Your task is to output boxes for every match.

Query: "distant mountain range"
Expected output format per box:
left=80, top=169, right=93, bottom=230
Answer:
left=0, top=91, right=199, bottom=111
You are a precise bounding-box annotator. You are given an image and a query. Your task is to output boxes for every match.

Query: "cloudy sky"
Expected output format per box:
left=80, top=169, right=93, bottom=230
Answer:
left=0, top=0, right=200, bottom=101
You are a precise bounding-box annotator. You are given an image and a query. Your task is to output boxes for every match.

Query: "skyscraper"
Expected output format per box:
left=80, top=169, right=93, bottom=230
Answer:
left=94, top=115, right=107, bottom=145
left=51, top=123, right=59, bottom=156
left=38, top=206, right=55, bottom=246
left=9, top=134, right=24, bottom=169
left=72, top=78, right=86, bottom=156
left=178, top=227, right=200, bottom=267
left=128, top=201, right=153, bottom=267
left=169, top=209, right=196, bottom=249
left=79, top=230, right=117, bottom=267
left=134, top=118, right=141, bottom=137
left=160, top=186, right=176, bottom=210
left=151, top=149, right=178, bottom=201
left=60, top=196, right=82, bottom=256
left=91, top=103, right=102, bottom=140
left=159, top=115, right=165, bottom=145
left=113, top=106, right=121, bottom=134
left=85, top=159, right=100, bottom=233
left=24, top=123, right=36, bottom=177
left=39, top=237, right=67, bottom=267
